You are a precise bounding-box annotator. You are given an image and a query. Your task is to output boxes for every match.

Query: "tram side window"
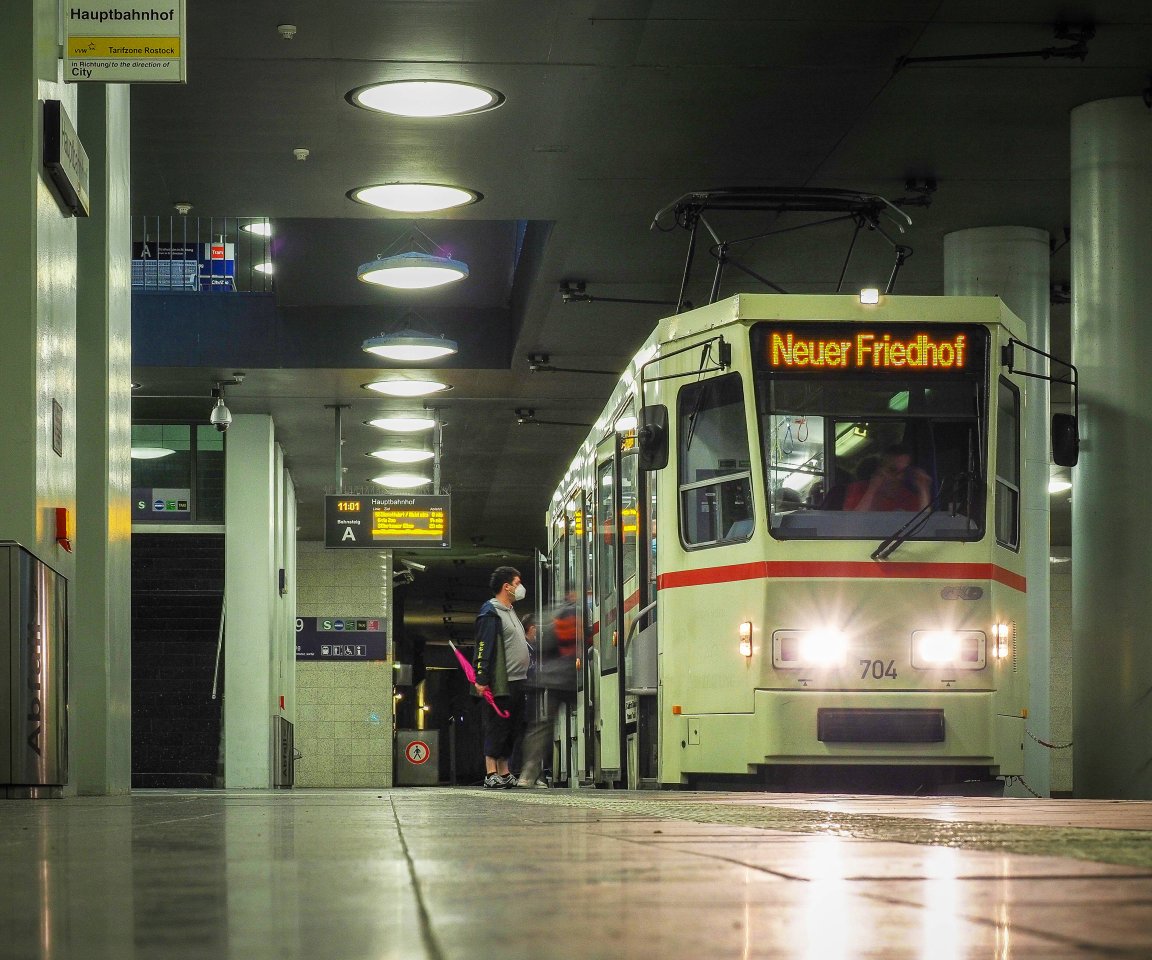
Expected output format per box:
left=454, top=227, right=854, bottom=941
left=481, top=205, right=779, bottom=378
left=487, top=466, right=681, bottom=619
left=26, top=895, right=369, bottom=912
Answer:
left=678, top=373, right=754, bottom=547
left=597, top=460, right=616, bottom=603
left=995, top=378, right=1021, bottom=549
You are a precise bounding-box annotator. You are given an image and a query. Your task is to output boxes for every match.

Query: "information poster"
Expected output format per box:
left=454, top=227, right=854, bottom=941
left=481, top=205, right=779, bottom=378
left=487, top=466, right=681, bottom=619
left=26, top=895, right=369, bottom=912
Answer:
left=324, top=494, right=451, bottom=549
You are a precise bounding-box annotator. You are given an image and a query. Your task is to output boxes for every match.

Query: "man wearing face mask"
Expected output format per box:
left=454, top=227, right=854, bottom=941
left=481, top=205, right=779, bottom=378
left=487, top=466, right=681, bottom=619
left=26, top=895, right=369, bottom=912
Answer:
left=472, top=565, right=532, bottom=788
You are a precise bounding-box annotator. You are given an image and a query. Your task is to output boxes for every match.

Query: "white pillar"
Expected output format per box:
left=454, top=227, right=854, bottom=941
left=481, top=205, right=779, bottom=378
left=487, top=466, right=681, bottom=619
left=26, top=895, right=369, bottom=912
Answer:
left=944, top=226, right=1051, bottom=797
left=1070, top=97, right=1152, bottom=799
left=224, top=415, right=278, bottom=787
left=73, top=84, right=133, bottom=795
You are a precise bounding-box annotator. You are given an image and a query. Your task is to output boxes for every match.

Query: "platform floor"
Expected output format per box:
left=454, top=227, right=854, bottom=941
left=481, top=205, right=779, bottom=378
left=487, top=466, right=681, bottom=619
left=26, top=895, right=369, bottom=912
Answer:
left=3, top=788, right=1152, bottom=959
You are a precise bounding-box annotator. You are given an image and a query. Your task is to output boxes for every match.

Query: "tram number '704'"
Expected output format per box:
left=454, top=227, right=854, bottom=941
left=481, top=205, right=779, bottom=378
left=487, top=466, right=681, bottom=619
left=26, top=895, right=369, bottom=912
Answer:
left=860, top=659, right=898, bottom=680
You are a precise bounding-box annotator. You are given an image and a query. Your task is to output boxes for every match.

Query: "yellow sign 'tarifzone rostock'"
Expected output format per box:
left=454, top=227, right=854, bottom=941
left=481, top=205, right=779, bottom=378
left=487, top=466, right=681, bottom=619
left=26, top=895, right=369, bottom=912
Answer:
left=67, top=37, right=181, bottom=58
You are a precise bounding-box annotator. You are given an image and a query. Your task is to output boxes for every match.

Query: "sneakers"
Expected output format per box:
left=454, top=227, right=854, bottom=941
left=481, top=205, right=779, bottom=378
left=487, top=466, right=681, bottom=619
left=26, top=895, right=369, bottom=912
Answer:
left=483, top=773, right=518, bottom=789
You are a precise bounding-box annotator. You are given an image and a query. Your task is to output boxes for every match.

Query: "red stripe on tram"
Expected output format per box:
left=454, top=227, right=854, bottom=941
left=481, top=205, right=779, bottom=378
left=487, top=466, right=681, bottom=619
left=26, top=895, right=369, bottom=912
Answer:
left=657, top=560, right=1026, bottom=593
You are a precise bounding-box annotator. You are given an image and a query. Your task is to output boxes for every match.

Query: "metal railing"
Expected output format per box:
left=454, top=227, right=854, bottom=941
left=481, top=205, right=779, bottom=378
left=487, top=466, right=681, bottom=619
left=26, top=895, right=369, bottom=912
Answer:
left=132, top=216, right=275, bottom=293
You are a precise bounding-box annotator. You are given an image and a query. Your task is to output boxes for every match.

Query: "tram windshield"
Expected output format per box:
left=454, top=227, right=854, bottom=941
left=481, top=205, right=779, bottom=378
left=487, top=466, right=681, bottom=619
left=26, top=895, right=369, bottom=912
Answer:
left=751, top=322, right=988, bottom=542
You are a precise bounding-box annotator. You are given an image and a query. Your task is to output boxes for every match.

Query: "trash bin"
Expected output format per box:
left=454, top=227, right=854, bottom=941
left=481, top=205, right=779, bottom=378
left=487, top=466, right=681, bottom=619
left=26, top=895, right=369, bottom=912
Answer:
left=1, top=543, right=68, bottom=799
left=396, top=730, right=439, bottom=786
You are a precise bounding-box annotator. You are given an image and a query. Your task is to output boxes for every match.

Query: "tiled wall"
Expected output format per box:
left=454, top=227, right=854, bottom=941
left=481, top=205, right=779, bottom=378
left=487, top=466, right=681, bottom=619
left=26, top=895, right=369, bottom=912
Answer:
left=294, top=542, right=394, bottom=787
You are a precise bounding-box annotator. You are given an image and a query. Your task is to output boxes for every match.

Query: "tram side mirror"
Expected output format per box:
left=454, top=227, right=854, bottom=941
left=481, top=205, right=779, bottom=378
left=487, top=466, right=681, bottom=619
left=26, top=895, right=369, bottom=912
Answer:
left=637, top=405, right=669, bottom=471
left=1052, top=413, right=1080, bottom=467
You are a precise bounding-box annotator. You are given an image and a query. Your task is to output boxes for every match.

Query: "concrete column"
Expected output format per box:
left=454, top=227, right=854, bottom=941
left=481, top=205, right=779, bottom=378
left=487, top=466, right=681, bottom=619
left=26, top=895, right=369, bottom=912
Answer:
left=73, top=84, right=133, bottom=795
left=0, top=2, right=78, bottom=565
left=224, top=415, right=278, bottom=787
left=1070, top=97, right=1152, bottom=799
left=944, top=226, right=1051, bottom=797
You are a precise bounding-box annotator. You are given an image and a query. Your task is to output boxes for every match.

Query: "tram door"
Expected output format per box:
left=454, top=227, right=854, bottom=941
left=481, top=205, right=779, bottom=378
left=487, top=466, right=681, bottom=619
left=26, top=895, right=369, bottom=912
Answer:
left=567, top=493, right=590, bottom=785
left=594, top=429, right=645, bottom=786
left=549, top=493, right=587, bottom=785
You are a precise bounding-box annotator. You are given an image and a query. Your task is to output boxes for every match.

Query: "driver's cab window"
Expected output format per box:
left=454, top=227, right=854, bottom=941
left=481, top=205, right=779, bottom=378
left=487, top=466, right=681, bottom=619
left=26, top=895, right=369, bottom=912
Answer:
left=678, top=373, right=754, bottom=547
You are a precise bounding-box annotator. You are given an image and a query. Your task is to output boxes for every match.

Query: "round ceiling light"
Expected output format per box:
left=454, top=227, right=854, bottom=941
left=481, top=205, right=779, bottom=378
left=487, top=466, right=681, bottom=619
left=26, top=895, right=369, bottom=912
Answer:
left=357, top=252, right=468, bottom=290
left=254, top=261, right=273, bottom=274
left=241, top=221, right=272, bottom=237
left=362, top=379, right=451, bottom=397
left=130, top=447, right=176, bottom=460
left=362, top=330, right=457, bottom=362
left=370, top=472, right=432, bottom=489
left=368, top=449, right=435, bottom=464
left=365, top=416, right=437, bottom=432
left=349, top=183, right=481, bottom=213
left=346, top=80, right=504, bottom=118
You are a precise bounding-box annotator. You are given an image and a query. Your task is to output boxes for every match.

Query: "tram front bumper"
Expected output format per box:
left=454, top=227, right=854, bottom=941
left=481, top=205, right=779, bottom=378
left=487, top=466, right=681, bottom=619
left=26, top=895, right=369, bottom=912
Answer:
left=676, top=689, right=1024, bottom=775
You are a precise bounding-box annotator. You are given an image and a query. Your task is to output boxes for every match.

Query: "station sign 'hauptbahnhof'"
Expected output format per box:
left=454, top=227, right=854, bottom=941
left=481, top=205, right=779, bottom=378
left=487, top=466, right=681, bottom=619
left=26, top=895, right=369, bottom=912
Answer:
left=65, top=1, right=187, bottom=83
left=324, top=495, right=451, bottom=549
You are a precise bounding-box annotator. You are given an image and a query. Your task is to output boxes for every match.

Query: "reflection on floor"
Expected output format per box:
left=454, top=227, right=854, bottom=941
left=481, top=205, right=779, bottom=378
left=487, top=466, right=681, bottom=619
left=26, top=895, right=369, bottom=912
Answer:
left=3, top=788, right=1152, bottom=959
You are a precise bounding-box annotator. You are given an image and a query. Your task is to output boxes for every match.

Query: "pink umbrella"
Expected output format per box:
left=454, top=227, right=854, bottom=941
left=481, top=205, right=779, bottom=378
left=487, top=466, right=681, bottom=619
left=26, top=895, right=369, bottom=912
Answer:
left=448, top=640, right=510, bottom=717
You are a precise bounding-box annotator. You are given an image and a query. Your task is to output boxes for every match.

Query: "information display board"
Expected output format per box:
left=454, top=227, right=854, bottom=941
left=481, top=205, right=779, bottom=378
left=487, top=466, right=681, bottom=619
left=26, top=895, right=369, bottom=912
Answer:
left=295, top=616, right=388, bottom=661
left=324, top=494, right=451, bottom=549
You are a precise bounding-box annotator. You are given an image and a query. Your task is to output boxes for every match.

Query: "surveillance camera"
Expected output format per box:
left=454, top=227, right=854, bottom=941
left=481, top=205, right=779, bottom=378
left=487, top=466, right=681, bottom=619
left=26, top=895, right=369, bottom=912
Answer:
left=401, top=559, right=427, bottom=573
left=210, top=397, right=232, bottom=432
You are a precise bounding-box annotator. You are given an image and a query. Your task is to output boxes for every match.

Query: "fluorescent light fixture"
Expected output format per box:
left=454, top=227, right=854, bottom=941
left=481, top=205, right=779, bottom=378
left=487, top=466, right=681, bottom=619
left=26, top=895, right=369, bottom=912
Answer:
left=1048, top=478, right=1072, bottom=494
left=346, top=80, right=504, bottom=118
left=357, top=252, right=468, bottom=289
left=362, top=330, right=458, bottom=361
left=349, top=183, right=481, bottom=213
left=859, top=287, right=880, bottom=304
left=365, top=416, right=437, bottom=432
left=368, top=449, right=435, bottom=464
left=241, top=221, right=272, bottom=237
left=130, top=447, right=176, bottom=460
left=362, top=379, right=451, bottom=397
left=371, top=472, right=432, bottom=489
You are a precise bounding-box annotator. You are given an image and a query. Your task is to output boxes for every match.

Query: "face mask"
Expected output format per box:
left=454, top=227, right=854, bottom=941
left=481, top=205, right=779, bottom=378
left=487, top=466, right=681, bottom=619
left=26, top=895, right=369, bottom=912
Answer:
left=512, top=583, right=526, bottom=602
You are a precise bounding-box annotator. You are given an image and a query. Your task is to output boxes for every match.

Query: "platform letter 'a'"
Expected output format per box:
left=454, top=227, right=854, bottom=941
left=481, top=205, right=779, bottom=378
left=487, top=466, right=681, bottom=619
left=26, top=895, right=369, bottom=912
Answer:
left=342, top=527, right=357, bottom=542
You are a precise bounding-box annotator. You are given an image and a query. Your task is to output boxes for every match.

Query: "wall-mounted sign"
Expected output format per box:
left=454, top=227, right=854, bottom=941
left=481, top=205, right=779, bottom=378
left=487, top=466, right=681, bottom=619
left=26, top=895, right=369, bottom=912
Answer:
left=324, top=494, right=451, bottom=549
left=65, top=1, right=187, bottom=83
left=295, top=616, right=388, bottom=661
left=132, top=487, right=191, bottom=521
left=43, top=101, right=90, bottom=217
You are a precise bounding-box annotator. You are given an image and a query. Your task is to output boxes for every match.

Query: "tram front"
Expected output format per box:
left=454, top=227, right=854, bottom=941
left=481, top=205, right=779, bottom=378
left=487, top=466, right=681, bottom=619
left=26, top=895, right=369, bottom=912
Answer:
left=660, top=299, right=1028, bottom=792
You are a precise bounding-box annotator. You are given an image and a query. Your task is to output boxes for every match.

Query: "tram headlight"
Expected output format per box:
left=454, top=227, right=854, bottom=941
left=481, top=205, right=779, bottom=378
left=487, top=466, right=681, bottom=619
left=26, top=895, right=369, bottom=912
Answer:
left=772, top=628, right=848, bottom=668
left=911, top=630, right=986, bottom=670
left=800, top=629, right=848, bottom=665
left=992, top=622, right=1011, bottom=659
left=738, top=621, right=753, bottom=658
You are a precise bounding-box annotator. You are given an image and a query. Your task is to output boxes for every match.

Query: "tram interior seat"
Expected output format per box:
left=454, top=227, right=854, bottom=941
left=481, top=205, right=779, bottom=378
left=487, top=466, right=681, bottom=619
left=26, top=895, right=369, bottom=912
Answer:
left=724, top=518, right=755, bottom=540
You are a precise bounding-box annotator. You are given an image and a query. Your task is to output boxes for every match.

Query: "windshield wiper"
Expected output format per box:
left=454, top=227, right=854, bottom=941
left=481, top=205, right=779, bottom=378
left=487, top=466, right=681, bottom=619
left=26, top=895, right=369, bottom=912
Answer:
left=870, top=474, right=969, bottom=561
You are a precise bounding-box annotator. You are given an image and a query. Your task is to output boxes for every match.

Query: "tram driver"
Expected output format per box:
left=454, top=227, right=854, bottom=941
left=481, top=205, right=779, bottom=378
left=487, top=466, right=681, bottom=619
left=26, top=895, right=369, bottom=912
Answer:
left=843, top=443, right=932, bottom=512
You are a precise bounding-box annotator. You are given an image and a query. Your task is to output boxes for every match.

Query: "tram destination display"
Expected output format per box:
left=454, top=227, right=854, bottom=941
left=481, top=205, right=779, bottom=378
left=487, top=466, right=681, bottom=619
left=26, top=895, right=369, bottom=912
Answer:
left=324, top=494, right=451, bottom=549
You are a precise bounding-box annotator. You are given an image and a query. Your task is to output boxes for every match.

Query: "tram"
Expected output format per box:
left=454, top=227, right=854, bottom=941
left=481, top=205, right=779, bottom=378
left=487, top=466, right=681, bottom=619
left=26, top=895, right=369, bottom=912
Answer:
left=543, top=293, right=1066, bottom=792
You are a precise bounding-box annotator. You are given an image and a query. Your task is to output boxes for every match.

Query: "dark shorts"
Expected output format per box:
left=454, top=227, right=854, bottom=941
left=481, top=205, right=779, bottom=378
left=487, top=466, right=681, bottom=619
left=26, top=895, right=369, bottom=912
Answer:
left=481, top=679, right=526, bottom=760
